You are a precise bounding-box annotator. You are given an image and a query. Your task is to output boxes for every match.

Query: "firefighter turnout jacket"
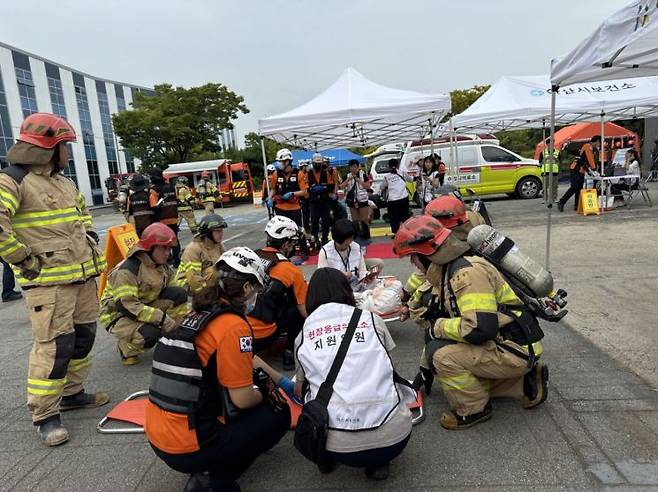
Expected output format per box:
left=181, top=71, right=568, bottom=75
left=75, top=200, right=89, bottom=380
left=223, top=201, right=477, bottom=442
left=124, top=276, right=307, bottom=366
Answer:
left=100, top=246, right=179, bottom=330
left=0, top=163, right=106, bottom=287
left=175, top=236, right=224, bottom=294
left=176, top=183, right=196, bottom=211
left=429, top=256, right=543, bottom=357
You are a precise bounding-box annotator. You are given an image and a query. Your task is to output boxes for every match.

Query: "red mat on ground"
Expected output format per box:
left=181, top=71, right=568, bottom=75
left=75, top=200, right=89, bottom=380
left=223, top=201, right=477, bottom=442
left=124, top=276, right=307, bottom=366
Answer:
left=105, top=399, right=147, bottom=427
left=304, top=242, right=396, bottom=265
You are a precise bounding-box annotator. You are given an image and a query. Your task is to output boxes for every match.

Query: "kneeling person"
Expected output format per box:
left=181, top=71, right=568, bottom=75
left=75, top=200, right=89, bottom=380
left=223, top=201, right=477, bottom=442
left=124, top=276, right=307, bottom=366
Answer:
left=175, top=213, right=227, bottom=295
left=145, top=247, right=291, bottom=491
left=100, top=223, right=189, bottom=365
left=394, top=216, right=548, bottom=430
left=248, top=216, right=308, bottom=370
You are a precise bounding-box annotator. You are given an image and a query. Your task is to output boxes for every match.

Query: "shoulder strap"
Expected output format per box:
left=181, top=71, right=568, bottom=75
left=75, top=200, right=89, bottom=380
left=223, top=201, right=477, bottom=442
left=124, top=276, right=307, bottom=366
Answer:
left=0, top=164, right=28, bottom=184
left=316, top=308, right=362, bottom=405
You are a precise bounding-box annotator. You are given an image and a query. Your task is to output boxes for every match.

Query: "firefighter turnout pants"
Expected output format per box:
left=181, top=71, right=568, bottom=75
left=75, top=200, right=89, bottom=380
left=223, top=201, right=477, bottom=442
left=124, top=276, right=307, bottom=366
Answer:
left=25, top=279, right=99, bottom=424
left=429, top=341, right=528, bottom=417
left=203, top=201, right=215, bottom=214
left=178, top=210, right=198, bottom=234
left=109, top=287, right=189, bottom=358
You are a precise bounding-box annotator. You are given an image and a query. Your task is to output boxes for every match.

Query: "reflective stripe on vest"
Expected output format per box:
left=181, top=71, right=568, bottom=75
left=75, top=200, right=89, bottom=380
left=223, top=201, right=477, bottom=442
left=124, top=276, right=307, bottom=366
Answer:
left=541, top=149, right=559, bottom=174
left=149, top=306, right=242, bottom=426
left=297, top=303, right=401, bottom=431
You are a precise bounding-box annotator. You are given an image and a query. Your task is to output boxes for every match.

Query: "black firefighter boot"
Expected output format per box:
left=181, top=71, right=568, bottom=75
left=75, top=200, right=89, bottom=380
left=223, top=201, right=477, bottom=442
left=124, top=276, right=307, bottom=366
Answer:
left=60, top=390, right=110, bottom=411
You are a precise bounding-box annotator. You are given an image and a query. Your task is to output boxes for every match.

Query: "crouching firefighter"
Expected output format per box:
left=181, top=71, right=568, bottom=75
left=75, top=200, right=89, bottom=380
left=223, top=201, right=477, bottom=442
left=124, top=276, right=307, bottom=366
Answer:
left=248, top=216, right=308, bottom=371
left=0, top=113, right=109, bottom=446
left=174, top=213, right=227, bottom=295
left=145, top=247, right=292, bottom=492
left=393, top=215, right=548, bottom=430
left=100, top=223, right=190, bottom=365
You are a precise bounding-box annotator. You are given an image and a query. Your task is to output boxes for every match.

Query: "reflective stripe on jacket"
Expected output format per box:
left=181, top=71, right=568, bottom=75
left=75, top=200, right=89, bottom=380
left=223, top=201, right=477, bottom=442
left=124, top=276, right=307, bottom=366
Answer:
left=99, top=249, right=175, bottom=329
left=174, top=237, right=224, bottom=294
left=175, top=184, right=195, bottom=211
left=0, top=163, right=105, bottom=287
left=430, top=258, right=543, bottom=357
left=541, top=149, right=560, bottom=174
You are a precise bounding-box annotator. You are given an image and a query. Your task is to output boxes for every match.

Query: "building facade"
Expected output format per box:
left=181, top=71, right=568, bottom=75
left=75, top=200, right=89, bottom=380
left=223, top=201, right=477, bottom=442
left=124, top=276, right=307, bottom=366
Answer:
left=0, top=41, right=153, bottom=205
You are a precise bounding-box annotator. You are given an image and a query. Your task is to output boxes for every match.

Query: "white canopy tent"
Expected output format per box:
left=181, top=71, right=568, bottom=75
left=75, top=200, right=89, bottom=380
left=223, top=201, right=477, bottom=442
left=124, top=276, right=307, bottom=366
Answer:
left=258, top=67, right=451, bottom=150
left=453, top=73, right=658, bottom=270
left=453, top=74, right=658, bottom=132
left=551, top=0, right=658, bottom=87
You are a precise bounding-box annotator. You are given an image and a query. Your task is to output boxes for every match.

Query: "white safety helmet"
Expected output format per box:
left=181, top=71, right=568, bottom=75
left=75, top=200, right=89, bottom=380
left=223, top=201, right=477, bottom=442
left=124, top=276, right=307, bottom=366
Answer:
left=311, top=152, right=324, bottom=164
left=265, top=216, right=300, bottom=240
left=215, top=246, right=267, bottom=287
left=266, top=164, right=276, bottom=172
left=276, top=148, right=293, bottom=162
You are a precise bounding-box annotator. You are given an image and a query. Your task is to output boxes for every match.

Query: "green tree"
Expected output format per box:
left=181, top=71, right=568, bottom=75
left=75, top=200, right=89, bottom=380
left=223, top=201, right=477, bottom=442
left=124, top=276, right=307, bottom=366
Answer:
left=449, top=85, right=491, bottom=115
left=112, top=83, right=248, bottom=170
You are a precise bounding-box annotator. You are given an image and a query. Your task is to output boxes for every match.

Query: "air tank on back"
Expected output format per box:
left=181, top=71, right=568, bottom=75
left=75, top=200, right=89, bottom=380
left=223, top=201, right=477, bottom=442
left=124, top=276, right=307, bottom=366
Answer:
left=467, top=224, right=553, bottom=298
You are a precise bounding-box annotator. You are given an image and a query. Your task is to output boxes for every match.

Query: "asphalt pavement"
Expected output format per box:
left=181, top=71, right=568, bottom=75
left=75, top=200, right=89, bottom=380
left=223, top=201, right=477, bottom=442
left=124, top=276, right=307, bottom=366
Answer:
left=1, top=191, right=658, bottom=491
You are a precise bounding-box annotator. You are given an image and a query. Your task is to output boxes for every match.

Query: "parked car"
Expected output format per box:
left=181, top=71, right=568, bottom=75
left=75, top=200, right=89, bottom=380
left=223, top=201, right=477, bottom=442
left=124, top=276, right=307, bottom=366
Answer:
left=400, top=135, right=543, bottom=199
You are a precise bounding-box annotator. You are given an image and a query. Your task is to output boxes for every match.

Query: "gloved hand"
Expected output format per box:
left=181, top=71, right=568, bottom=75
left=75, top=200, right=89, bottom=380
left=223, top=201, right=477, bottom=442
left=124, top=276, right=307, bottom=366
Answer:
left=311, top=184, right=327, bottom=194
left=277, top=375, right=296, bottom=399
left=17, top=255, right=41, bottom=281
left=160, top=314, right=178, bottom=334
left=86, top=231, right=100, bottom=244
left=290, top=256, right=304, bottom=266
left=282, top=192, right=293, bottom=201
left=329, top=193, right=337, bottom=201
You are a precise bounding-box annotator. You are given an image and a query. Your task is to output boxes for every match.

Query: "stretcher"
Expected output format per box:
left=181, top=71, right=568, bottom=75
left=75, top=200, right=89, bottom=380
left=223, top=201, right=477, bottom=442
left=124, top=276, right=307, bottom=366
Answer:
left=97, top=390, right=149, bottom=434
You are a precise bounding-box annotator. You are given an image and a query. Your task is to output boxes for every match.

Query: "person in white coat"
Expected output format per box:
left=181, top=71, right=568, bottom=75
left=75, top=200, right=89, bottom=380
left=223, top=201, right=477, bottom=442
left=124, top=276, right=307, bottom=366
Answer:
left=294, top=267, right=414, bottom=480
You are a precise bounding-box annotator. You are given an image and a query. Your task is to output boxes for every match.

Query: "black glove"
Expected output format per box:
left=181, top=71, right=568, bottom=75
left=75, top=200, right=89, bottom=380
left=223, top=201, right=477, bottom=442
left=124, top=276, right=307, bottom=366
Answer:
left=86, top=231, right=100, bottom=244
left=253, top=368, right=286, bottom=412
left=17, top=255, right=41, bottom=281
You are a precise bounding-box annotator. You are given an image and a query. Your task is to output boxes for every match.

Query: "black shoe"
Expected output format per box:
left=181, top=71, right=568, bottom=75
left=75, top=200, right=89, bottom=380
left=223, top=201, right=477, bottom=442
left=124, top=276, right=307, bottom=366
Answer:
left=440, top=401, right=493, bottom=430
left=60, top=390, right=110, bottom=411
left=183, top=473, right=216, bottom=492
left=557, top=201, right=564, bottom=212
left=317, top=459, right=336, bottom=475
left=412, top=367, right=434, bottom=396
left=283, top=349, right=295, bottom=371
left=365, top=463, right=389, bottom=480
left=2, top=291, right=22, bottom=302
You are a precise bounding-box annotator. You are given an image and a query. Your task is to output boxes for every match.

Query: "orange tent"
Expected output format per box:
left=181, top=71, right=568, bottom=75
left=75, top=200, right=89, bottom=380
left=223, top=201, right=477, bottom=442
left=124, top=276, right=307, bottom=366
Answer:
left=534, top=122, right=639, bottom=160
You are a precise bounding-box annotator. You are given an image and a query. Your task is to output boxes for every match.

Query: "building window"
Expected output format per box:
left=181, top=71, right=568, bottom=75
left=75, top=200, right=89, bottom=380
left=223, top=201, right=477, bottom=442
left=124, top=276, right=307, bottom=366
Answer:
left=96, top=81, right=118, bottom=175
left=63, top=144, right=78, bottom=187
left=0, top=72, right=14, bottom=168
left=47, top=77, right=67, bottom=118
left=15, top=68, right=38, bottom=118
left=72, top=73, right=102, bottom=204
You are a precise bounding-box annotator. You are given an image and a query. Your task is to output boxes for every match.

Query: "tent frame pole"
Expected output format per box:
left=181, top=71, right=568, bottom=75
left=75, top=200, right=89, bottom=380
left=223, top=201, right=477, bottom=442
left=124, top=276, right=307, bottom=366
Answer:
left=545, top=88, right=557, bottom=271
left=600, top=111, right=607, bottom=210
left=260, top=137, right=271, bottom=197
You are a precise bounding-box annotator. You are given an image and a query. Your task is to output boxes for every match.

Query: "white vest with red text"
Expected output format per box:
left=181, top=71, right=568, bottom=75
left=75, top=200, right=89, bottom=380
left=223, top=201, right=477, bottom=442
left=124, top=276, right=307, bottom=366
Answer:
left=297, top=303, right=400, bottom=431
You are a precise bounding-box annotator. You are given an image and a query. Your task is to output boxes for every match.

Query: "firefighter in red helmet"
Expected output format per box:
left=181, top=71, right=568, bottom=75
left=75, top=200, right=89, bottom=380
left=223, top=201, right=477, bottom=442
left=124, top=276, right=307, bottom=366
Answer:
left=0, top=113, right=108, bottom=446
left=394, top=215, right=548, bottom=430
left=99, top=223, right=190, bottom=366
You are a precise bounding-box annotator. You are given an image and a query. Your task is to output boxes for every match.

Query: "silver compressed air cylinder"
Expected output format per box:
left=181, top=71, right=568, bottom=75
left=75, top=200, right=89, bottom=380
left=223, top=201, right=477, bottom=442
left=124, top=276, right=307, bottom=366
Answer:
left=467, top=224, right=553, bottom=298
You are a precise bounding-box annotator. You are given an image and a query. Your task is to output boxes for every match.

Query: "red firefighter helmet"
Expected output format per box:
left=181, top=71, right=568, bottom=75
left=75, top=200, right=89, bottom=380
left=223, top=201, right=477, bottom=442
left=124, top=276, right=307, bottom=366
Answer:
left=138, top=223, right=177, bottom=250
left=425, top=195, right=467, bottom=229
left=393, top=215, right=452, bottom=257
left=17, top=113, right=77, bottom=149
